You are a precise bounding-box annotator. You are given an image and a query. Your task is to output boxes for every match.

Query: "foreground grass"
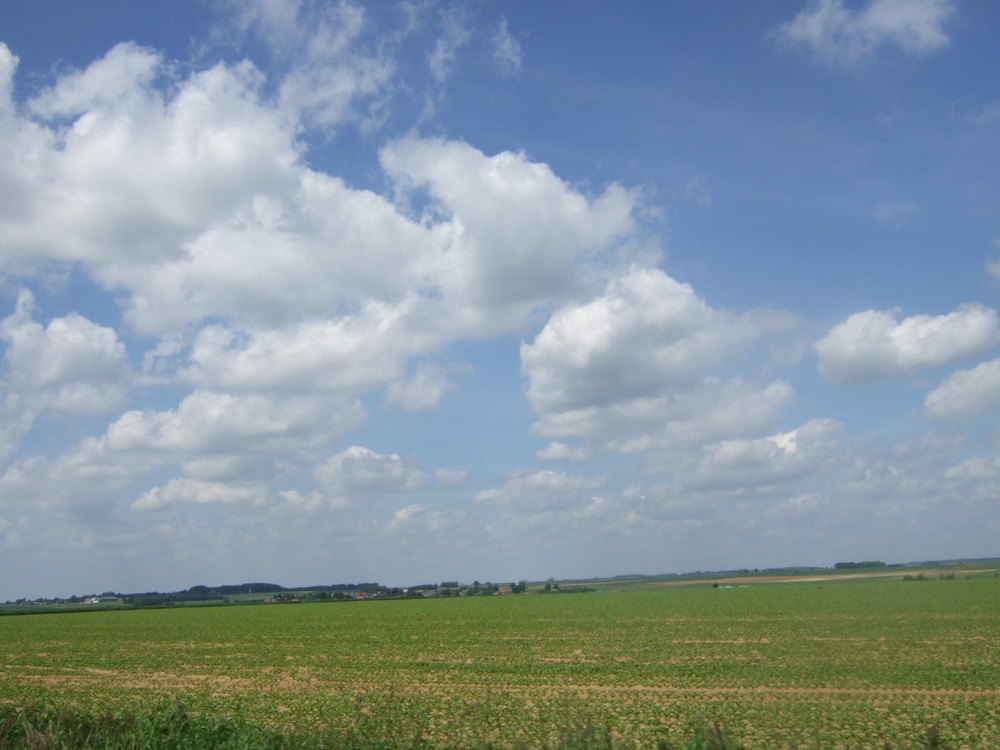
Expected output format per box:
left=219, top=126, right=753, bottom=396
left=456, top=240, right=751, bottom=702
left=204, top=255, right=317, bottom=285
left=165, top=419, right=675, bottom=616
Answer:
left=0, top=702, right=744, bottom=749
left=0, top=703, right=957, bottom=750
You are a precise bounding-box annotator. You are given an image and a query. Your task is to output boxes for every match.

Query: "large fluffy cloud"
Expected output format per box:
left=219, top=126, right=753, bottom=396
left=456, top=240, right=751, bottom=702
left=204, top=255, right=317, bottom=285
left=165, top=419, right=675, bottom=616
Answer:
left=0, top=39, right=427, bottom=337
left=124, top=176, right=440, bottom=334
left=815, top=304, right=1000, bottom=385
left=176, top=309, right=428, bottom=395
left=381, top=138, right=637, bottom=321
left=522, top=266, right=798, bottom=463
left=4, top=45, right=299, bottom=276
left=1, top=290, right=130, bottom=416
left=523, top=268, right=782, bottom=411
left=110, top=391, right=364, bottom=482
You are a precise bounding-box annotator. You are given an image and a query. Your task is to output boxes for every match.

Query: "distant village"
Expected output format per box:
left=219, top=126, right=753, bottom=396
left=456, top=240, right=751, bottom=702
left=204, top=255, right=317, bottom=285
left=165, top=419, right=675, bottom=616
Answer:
left=6, top=579, right=598, bottom=608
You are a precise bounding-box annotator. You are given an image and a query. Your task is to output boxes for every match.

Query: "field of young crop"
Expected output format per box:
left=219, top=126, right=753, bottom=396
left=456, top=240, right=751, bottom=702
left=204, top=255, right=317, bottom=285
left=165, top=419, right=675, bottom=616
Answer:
left=2, top=577, right=999, bottom=748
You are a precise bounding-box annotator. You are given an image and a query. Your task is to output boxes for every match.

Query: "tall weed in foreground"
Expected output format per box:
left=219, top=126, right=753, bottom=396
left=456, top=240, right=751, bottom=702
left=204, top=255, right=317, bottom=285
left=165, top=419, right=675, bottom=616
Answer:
left=0, top=703, right=293, bottom=750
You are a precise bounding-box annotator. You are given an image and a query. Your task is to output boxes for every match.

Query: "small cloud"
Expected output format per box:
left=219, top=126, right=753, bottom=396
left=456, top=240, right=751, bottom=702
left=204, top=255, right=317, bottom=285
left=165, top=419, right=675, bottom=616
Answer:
left=218, top=1, right=393, bottom=131
left=385, top=362, right=470, bottom=412
left=970, top=101, right=1000, bottom=127
left=475, top=469, right=605, bottom=512
left=683, top=175, right=712, bottom=209
left=892, top=430, right=965, bottom=457
left=766, top=493, right=823, bottom=517
left=816, top=304, right=1000, bottom=385
left=988, top=258, right=1000, bottom=282
left=493, top=18, right=522, bottom=75
left=944, top=455, right=1000, bottom=481
left=925, top=358, right=1000, bottom=420
left=385, top=503, right=474, bottom=537
left=132, top=478, right=267, bottom=510
left=536, top=442, right=592, bottom=461
left=315, top=446, right=427, bottom=500
left=875, top=202, right=916, bottom=221
left=770, top=0, right=955, bottom=70
left=429, top=11, right=471, bottom=84
left=434, top=468, right=467, bottom=486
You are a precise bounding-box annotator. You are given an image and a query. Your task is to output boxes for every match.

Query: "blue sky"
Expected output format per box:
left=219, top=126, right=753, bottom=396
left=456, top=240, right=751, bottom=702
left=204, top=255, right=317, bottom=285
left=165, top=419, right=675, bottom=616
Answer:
left=1, top=0, right=998, bottom=600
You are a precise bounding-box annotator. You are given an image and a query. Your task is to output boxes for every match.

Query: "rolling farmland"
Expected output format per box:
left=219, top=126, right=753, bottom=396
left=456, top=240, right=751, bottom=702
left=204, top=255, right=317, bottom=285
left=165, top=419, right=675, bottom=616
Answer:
left=2, top=577, right=999, bottom=748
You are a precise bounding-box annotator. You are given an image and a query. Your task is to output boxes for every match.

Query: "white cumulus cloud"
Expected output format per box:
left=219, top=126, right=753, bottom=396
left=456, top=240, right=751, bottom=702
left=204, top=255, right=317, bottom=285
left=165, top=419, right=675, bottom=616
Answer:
left=925, top=358, right=1000, bottom=420
left=1, top=289, right=130, bottom=415
left=381, top=137, right=638, bottom=325
left=476, top=470, right=606, bottom=513
left=522, top=266, right=798, bottom=463
left=815, top=304, right=1000, bottom=385
left=315, top=446, right=428, bottom=502
left=3, top=47, right=299, bottom=277
left=675, top=419, right=843, bottom=493
left=28, top=42, right=161, bottom=118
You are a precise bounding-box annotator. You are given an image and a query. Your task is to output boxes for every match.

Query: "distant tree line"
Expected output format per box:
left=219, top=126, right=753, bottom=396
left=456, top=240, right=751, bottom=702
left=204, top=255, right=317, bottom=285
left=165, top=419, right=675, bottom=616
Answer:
left=834, top=561, right=887, bottom=569
left=11, top=580, right=541, bottom=608
left=124, top=582, right=385, bottom=606
left=540, top=583, right=595, bottom=594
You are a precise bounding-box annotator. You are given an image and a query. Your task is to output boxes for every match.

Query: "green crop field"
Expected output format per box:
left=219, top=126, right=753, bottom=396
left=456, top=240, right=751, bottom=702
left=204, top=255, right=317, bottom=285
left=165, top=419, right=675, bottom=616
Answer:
left=2, top=577, right=999, bottom=748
